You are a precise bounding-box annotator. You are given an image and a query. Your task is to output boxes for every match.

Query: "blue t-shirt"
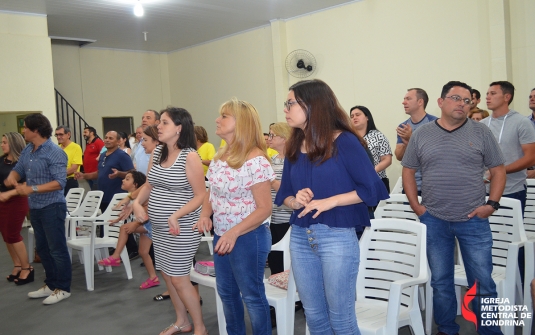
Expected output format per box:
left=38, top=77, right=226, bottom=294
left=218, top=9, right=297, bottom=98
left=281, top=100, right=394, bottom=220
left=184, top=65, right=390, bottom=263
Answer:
left=275, top=131, right=389, bottom=231
left=397, top=113, right=438, bottom=190
left=97, top=149, right=134, bottom=203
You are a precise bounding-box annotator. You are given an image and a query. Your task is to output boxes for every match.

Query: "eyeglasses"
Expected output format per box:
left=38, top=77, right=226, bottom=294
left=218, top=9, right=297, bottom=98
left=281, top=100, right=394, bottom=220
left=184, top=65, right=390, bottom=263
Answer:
left=445, top=95, right=472, bottom=106
left=101, top=156, right=106, bottom=167
left=284, top=100, right=301, bottom=110
left=268, top=133, right=280, bottom=140
left=54, top=133, right=65, bottom=137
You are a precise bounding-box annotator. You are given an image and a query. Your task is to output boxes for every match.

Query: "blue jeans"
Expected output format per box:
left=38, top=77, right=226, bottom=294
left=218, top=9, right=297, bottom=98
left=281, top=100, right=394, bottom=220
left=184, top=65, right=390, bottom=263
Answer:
left=420, top=211, right=502, bottom=335
left=213, top=224, right=271, bottom=335
left=290, top=224, right=361, bottom=335
left=30, top=202, right=71, bottom=292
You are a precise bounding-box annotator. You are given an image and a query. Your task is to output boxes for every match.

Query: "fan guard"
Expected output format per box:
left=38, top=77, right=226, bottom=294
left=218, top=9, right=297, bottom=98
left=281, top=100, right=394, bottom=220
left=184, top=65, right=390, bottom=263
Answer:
left=285, top=49, right=317, bottom=78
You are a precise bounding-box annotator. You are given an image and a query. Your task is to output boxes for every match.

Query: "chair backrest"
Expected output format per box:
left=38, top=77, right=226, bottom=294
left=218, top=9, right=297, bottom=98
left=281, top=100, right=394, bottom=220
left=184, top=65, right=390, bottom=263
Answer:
left=271, top=227, right=291, bottom=271
left=374, top=194, right=421, bottom=221
left=487, top=196, right=527, bottom=270
left=524, top=179, right=535, bottom=237
left=98, top=193, right=129, bottom=239
left=65, top=187, right=85, bottom=214
left=357, top=218, right=427, bottom=310
left=68, top=191, right=103, bottom=238
left=390, top=177, right=403, bottom=194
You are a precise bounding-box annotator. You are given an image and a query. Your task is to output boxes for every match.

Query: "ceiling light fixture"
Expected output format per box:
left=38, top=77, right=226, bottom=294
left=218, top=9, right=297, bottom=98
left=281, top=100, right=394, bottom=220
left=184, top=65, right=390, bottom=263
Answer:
left=134, top=1, right=144, bottom=17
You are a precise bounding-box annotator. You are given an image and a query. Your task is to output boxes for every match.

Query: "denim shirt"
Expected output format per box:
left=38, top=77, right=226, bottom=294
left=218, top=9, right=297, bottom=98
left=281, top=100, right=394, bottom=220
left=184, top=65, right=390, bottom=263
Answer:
left=13, top=138, right=67, bottom=209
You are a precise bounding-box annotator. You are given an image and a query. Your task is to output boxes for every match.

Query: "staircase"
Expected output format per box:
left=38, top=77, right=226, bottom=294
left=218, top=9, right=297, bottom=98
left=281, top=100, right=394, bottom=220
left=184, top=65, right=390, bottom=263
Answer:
left=55, top=89, right=89, bottom=149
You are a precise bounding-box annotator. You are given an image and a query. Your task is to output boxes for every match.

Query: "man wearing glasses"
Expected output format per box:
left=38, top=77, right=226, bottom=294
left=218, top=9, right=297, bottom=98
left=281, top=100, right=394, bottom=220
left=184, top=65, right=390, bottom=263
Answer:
left=75, top=131, right=133, bottom=214
left=55, top=125, right=83, bottom=196
left=403, top=81, right=506, bottom=335
left=484, top=81, right=535, bottom=214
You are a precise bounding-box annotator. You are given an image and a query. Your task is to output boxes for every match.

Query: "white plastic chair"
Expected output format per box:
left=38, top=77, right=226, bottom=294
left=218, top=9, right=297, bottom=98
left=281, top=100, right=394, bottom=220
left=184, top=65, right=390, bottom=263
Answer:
left=305, top=219, right=428, bottom=335
left=390, top=176, right=404, bottom=194
left=374, top=193, right=420, bottom=221
left=66, top=193, right=132, bottom=291
left=355, top=219, right=428, bottom=335
left=27, top=187, right=85, bottom=262
left=66, top=191, right=104, bottom=261
left=524, top=179, right=535, bottom=239
left=425, top=197, right=527, bottom=335
left=264, top=227, right=298, bottom=335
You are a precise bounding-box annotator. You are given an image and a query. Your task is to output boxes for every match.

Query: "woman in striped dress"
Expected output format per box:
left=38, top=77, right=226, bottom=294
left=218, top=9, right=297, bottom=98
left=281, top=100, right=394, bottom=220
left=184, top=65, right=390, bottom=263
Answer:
left=133, top=107, right=207, bottom=335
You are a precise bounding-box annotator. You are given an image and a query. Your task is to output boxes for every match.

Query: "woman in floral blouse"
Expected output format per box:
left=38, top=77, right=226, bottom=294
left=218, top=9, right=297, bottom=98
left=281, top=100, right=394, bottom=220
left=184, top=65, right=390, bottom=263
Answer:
left=194, top=98, right=275, bottom=335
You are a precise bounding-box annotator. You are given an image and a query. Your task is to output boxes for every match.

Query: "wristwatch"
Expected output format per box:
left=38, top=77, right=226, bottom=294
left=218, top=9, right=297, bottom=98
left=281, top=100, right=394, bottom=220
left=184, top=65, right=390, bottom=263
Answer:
left=31, top=185, right=38, bottom=193
left=486, top=200, right=500, bottom=211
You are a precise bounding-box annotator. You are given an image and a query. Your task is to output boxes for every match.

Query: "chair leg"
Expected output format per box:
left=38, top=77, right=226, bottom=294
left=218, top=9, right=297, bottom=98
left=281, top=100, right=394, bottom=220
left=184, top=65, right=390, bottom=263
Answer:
left=409, top=302, right=426, bottom=335
left=523, top=242, right=534, bottom=335
left=119, top=248, right=133, bottom=280
left=418, top=285, right=426, bottom=311
left=82, top=248, right=94, bottom=291
left=425, top=281, right=433, bottom=335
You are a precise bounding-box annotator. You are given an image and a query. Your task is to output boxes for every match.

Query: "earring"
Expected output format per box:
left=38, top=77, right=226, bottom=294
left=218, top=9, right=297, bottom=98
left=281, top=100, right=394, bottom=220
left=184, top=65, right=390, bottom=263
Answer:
left=176, top=132, right=180, bottom=136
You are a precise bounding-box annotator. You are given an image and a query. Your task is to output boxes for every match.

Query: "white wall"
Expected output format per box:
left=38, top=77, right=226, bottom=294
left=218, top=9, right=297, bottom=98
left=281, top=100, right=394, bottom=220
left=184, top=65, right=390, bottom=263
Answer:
left=47, top=0, right=534, bottom=184
left=52, top=45, right=171, bottom=137
left=0, top=12, right=56, bottom=127
left=167, top=26, right=277, bottom=147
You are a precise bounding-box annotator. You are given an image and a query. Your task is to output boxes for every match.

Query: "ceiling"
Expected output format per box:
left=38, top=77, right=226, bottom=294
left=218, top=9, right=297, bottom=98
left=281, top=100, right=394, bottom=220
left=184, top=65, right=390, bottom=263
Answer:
left=0, top=0, right=358, bottom=52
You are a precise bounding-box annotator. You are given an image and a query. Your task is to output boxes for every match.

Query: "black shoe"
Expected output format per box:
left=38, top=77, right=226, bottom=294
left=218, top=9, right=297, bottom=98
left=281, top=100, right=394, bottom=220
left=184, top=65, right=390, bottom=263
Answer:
left=7, top=266, right=21, bottom=282
left=128, top=251, right=139, bottom=260
left=153, top=293, right=170, bottom=301
left=295, top=301, right=303, bottom=312
left=14, top=267, right=34, bottom=285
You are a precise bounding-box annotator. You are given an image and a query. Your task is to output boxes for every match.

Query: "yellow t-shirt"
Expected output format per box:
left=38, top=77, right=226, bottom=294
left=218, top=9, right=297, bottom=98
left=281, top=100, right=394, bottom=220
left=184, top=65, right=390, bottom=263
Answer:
left=198, top=142, right=216, bottom=176
left=220, top=139, right=278, bottom=158
left=61, top=142, right=83, bottom=177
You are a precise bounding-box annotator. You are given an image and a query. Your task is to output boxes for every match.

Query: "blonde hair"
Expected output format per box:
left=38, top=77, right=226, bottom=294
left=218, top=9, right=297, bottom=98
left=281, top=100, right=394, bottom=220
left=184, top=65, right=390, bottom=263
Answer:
left=270, top=122, right=292, bottom=140
left=2, top=132, right=26, bottom=162
left=214, top=98, right=268, bottom=169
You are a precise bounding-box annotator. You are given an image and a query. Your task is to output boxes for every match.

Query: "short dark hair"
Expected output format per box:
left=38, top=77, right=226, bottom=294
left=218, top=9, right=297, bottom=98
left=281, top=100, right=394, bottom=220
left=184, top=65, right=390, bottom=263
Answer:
left=56, top=125, right=71, bottom=134
left=349, top=105, right=378, bottom=134
left=147, top=109, right=160, bottom=121
left=126, top=170, right=146, bottom=189
left=490, top=81, right=515, bottom=105
left=194, top=126, right=208, bottom=143
left=84, top=126, right=97, bottom=136
left=441, top=81, right=473, bottom=99
left=24, top=114, right=53, bottom=139
left=158, top=107, right=196, bottom=163
left=408, top=88, right=429, bottom=109
left=471, top=89, right=481, bottom=100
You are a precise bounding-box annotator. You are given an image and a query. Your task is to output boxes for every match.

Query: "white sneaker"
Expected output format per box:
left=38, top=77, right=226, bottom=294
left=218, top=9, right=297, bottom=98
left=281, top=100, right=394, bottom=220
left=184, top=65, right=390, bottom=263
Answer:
left=28, top=285, right=53, bottom=299
left=42, top=289, right=71, bottom=305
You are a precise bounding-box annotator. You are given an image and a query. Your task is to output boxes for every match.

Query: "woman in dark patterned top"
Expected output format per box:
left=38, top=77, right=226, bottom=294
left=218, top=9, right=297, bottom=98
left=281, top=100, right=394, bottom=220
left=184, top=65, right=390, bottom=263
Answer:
left=350, top=105, right=393, bottom=192
left=0, top=132, right=31, bottom=284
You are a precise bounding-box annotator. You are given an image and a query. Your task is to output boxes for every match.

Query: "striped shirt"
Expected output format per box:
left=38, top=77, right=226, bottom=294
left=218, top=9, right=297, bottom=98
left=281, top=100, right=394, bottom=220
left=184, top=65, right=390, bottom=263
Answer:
left=402, top=119, right=504, bottom=222
left=271, top=154, right=292, bottom=224
left=13, top=138, right=67, bottom=209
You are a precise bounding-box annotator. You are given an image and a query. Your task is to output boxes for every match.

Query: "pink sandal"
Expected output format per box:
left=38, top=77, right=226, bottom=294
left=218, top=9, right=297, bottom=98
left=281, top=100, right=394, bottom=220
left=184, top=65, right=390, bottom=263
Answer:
left=140, top=277, right=160, bottom=290
left=98, top=256, right=121, bottom=267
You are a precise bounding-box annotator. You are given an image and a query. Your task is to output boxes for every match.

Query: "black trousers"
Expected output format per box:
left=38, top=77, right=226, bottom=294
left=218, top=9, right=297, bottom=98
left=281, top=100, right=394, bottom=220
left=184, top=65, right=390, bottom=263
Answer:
left=268, top=222, right=290, bottom=275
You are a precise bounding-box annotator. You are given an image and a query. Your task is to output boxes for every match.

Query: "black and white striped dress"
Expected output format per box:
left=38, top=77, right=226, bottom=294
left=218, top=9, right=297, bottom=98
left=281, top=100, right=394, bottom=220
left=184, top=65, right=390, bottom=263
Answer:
left=147, top=145, right=201, bottom=276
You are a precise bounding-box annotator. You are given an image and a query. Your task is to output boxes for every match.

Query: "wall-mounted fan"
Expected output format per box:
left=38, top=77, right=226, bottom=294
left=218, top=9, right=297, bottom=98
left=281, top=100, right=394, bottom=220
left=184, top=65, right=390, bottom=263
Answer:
left=285, top=49, right=317, bottom=78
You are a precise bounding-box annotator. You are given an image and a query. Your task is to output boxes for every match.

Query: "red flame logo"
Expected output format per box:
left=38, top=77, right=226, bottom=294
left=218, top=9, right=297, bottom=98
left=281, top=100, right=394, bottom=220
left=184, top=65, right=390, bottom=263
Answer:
left=462, top=282, right=478, bottom=330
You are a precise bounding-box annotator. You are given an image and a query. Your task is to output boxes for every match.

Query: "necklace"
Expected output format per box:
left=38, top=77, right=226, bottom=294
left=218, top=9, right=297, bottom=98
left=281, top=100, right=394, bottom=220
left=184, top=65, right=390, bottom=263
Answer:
left=3, top=157, right=13, bottom=165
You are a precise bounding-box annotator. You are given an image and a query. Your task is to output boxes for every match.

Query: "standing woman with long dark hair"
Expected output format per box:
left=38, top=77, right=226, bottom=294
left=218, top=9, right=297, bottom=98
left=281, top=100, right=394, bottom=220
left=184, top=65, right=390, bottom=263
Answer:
left=0, top=132, right=31, bottom=284
left=194, top=98, right=275, bottom=335
left=132, top=108, right=207, bottom=335
left=350, top=105, right=393, bottom=192
left=275, top=79, right=389, bottom=334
